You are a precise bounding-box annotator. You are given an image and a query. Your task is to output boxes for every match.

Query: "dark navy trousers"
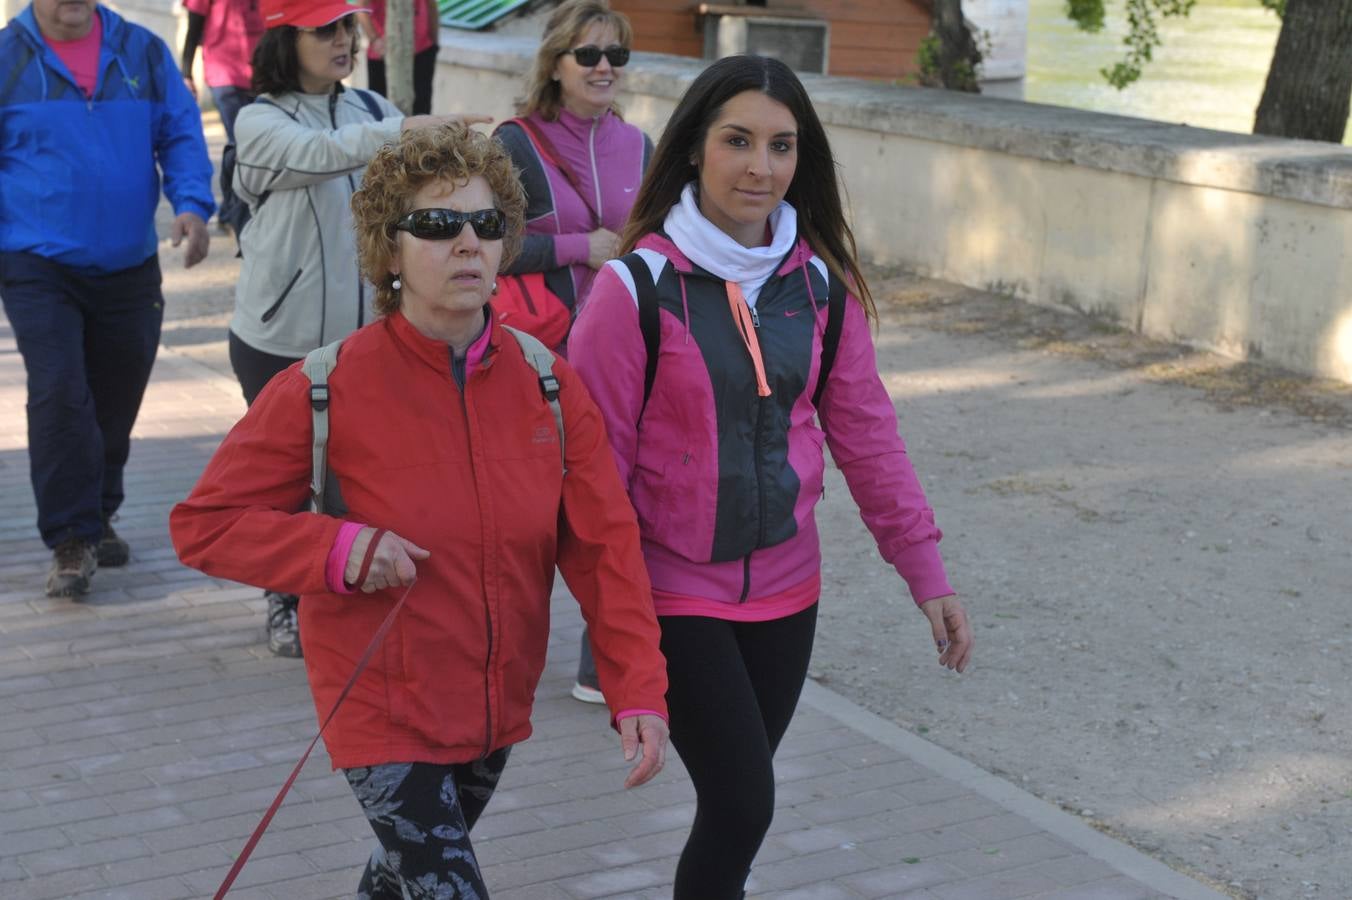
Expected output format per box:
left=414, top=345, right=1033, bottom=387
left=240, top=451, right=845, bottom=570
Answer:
left=0, top=251, right=163, bottom=548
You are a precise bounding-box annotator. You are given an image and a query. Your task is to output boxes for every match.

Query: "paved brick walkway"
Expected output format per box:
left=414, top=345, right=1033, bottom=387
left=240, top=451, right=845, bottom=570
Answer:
left=0, top=310, right=1230, bottom=898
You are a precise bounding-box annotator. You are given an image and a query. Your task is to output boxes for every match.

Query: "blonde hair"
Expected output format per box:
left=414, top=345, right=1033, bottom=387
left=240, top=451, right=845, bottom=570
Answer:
left=352, top=123, right=527, bottom=316
left=516, top=0, right=633, bottom=121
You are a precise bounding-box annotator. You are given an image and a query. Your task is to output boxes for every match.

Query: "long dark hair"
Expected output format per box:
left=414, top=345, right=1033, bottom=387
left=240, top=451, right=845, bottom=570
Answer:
left=620, top=55, right=874, bottom=321
left=250, top=25, right=362, bottom=95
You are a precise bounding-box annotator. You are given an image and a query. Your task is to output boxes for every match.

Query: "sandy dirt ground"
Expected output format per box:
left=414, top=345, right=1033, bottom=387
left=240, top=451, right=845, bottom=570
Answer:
left=810, top=274, right=1352, bottom=900
left=156, top=120, right=1352, bottom=899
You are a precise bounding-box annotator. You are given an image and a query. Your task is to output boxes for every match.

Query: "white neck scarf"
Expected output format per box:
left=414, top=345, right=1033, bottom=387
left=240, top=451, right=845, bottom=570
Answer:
left=662, top=183, right=798, bottom=307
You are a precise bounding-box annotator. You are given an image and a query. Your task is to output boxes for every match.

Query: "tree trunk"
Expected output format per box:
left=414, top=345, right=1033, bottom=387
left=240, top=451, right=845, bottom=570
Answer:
left=384, top=0, right=415, bottom=115
left=1253, top=0, right=1352, bottom=142
left=931, top=0, right=982, bottom=93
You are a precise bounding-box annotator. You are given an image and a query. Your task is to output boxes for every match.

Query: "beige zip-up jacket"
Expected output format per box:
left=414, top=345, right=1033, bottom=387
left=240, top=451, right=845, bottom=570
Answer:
left=231, top=86, right=401, bottom=358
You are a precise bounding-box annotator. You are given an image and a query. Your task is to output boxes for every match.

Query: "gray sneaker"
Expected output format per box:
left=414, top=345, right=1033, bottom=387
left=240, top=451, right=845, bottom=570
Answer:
left=97, top=518, right=130, bottom=567
left=266, top=592, right=303, bottom=657
left=46, top=539, right=97, bottom=598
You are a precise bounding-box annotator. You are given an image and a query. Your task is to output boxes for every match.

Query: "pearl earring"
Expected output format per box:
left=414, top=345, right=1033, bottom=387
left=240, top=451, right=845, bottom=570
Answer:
left=491, top=281, right=498, bottom=295
left=391, top=277, right=402, bottom=290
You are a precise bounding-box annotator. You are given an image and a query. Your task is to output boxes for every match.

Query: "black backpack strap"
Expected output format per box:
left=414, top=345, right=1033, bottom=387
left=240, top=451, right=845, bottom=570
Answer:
left=812, top=271, right=847, bottom=410
left=354, top=88, right=384, bottom=121
left=618, top=255, right=661, bottom=421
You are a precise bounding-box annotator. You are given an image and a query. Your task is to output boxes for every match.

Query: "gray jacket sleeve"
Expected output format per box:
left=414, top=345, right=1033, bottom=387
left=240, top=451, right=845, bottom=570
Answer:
left=234, top=96, right=402, bottom=203
left=496, top=122, right=561, bottom=275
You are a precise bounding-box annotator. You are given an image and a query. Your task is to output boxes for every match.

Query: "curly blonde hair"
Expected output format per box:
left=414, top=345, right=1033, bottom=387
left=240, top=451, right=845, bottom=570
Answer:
left=352, top=123, right=527, bottom=316
left=516, top=0, right=633, bottom=121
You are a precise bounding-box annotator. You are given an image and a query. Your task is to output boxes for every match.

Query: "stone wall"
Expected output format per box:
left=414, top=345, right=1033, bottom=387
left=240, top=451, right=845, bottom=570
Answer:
left=431, top=30, right=1352, bottom=383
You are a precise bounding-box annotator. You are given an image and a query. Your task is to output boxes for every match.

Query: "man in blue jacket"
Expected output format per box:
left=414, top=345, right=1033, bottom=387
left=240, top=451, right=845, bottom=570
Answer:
left=0, top=0, right=215, bottom=597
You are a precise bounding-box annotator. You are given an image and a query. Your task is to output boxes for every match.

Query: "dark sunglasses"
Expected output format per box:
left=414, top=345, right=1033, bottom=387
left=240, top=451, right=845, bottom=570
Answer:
left=300, top=14, right=355, bottom=40
left=563, top=44, right=630, bottom=68
left=394, top=208, right=507, bottom=241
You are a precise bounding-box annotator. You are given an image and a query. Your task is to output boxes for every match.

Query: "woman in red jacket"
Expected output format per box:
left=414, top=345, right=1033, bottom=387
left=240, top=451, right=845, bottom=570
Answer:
left=170, top=123, right=669, bottom=898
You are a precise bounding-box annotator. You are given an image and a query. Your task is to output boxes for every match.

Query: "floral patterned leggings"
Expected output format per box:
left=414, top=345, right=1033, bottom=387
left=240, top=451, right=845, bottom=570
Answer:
left=343, top=748, right=512, bottom=899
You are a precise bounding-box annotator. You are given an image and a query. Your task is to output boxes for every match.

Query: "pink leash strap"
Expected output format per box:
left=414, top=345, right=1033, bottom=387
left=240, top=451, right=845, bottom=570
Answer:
left=213, top=579, right=417, bottom=899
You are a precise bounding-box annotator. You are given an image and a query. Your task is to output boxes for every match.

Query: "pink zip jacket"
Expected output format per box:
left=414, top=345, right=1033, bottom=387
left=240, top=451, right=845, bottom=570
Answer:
left=495, top=110, right=652, bottom=308
left=569, top=229, right=954, bottom=621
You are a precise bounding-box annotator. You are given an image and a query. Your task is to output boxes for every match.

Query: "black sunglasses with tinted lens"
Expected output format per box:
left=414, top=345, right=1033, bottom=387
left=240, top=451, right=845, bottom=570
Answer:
left=566, top=44, right=630, bottom=68
left=395, top=208, right=507, bottom=241
left=301, top=14, right=355, bottom=39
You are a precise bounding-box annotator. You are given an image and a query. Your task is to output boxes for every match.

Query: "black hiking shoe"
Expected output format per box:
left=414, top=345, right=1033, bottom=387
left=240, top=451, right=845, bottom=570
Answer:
left=266, top=592, right=303, bottom=657
left=97, top=518, right=130, bottom=567
left=47, top=539, right=97, bottom=598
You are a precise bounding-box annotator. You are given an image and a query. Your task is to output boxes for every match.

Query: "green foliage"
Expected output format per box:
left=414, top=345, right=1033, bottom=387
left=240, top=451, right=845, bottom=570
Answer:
left=1065, top=0, right=1196, bottom=88
left=917, top=28, right=992, bottom=93
left=1064, top=0, right=1106, bottom=31
left=1065, top=0, right=1287, bottom=89
left=917, top=34, right=941, bottom=79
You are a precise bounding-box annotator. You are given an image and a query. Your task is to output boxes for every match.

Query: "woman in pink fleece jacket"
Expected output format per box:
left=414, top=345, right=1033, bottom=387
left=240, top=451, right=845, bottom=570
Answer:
left=496, top=0, right=652, bottom=703
left=494, top=0, right=650, bottom=315
left=568, top=55, right=974, bottom=899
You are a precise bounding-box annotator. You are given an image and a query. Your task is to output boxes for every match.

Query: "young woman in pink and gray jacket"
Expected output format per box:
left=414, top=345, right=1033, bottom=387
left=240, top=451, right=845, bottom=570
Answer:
left=568, top=55, right=974, bottom=900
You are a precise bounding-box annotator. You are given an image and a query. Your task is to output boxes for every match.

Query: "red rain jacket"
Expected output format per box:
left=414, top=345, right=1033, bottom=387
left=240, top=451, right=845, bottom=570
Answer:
left=171, top=311, right=668, bottom=768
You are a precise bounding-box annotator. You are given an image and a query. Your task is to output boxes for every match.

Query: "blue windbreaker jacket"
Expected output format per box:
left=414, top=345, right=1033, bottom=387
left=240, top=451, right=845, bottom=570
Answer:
left=0, top=5, right=215, bottom=273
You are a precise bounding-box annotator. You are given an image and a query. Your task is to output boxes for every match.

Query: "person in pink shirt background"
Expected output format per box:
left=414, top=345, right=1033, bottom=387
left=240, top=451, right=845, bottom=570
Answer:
left=180, top=0, right=265, bottom=233
left=356, top=0, right=440, bottom=114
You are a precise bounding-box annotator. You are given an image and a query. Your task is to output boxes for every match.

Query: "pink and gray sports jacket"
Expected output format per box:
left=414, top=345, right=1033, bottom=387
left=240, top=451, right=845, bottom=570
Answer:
left=569, top=231, right=954, bottom=621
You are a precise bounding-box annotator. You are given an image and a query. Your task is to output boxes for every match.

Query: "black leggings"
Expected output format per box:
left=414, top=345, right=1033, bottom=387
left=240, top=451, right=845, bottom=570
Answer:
left=344, top=748, right=511, bottom=899
left=660, top=603, right=818, bottom=899
left=228, top=329, right=301, bottom=407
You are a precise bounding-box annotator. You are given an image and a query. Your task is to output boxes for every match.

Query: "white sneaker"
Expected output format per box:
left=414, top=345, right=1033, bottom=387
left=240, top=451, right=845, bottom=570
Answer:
left=571, top=681, right=606, bottom=705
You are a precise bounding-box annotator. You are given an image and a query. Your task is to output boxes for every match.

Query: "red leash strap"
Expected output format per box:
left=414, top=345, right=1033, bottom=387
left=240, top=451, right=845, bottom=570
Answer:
left=353, top=528, right=389, bottom=589
left=213, top=579, right=417, bottom=899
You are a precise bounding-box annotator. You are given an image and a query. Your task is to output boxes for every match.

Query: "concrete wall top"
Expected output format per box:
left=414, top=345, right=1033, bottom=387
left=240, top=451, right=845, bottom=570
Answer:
left=442, top=29, right=1352, bottom=213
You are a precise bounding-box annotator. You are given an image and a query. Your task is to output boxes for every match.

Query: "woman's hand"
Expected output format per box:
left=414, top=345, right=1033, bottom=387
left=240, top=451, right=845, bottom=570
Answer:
left=921, top=594, right=973, bottom=673
left=586, top=228, right=620, bottom=270
left=401, top=113, right=495, bottom=132
left=344, top=527, right=430, bottom=592
left=619, top=713, right=668, bottom=788
left=368, top=35, right=386, bottom=59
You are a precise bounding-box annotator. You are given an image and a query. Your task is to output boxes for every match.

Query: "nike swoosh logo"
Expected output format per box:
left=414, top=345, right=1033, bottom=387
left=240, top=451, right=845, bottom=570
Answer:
left=784, top=309, right=801, bottom=317
left=623, top=187, right=635, bottom=193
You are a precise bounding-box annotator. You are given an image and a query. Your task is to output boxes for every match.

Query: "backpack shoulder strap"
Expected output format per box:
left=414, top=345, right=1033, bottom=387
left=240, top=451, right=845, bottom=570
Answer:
left=812, top=271, right=847, bottom=410
left=500, top=116, right=598, bottom=225
left=501, top=117, right=559, bottom=169
left=502, top=326, right=567, bottom=475
left=302, top=338, right=345, bottom=512
left=617, top=254, right=660, bottom=422
left=354, top=88, right=384, bottom=121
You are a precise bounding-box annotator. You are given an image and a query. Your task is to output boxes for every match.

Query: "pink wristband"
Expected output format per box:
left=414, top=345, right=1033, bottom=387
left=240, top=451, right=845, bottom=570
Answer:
left=326, top=522, right=367, bottom=593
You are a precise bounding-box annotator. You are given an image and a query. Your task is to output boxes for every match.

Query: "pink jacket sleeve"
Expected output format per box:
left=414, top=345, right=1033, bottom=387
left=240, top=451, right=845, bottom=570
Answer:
left=818, top=297, right=954, bottom=605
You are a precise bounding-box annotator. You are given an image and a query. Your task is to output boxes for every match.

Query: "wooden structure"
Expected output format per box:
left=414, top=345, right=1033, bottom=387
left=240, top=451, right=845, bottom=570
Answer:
left=609, top=0, right=932, bottom=81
